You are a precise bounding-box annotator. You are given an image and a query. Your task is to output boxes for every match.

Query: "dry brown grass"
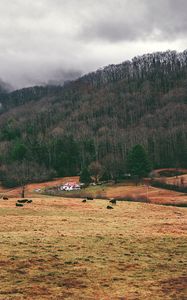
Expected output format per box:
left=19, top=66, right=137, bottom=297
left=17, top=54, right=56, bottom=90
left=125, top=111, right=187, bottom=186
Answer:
left=163, top=174, right=187, bottom=186
left=1, top=174, right=187, bottom=207
left=61, top=183, right=187, bottom=206
left=0, top=195, right=187, bottom=299
left=104, top=184, right=185, bottom=204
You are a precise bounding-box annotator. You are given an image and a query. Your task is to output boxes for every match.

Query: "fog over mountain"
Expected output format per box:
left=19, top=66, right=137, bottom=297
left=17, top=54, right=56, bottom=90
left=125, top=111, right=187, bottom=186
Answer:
left=0, top=79, right=13, bottom=93
left=0, top=0, right=186, bottom=89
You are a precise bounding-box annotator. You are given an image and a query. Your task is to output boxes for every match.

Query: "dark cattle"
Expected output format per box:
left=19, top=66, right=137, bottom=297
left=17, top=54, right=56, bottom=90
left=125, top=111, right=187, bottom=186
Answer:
left=109, top=199, right=117, bottom=204
left=87, top=197, right=93, bottom=200
left=16, top=203, right=24, bottom=207
left=107, top=205, right=114, bottom=209
left=82, top=199, right=87, bottom=203
left=27, top=200, right=33, bottom=203
left=3, top=196, right=8, bottom=200
left=17, top=199, right=29, bottom=203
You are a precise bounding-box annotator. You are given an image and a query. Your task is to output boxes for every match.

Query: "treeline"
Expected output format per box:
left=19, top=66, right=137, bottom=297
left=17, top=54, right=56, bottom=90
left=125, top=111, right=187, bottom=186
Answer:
left=0, top=50, right=187, bottom=186
left=0, top=136, right=80, bottom=187
left=151, top=180, right=187, bottom=194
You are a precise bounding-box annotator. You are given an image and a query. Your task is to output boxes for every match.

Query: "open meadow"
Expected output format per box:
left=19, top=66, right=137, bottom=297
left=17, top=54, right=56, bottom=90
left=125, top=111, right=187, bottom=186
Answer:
left=0, top=193, right=187, bottom=300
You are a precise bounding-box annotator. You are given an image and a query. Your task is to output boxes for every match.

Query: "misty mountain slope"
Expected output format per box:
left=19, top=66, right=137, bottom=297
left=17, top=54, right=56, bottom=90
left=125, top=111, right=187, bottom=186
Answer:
left=0, top=85, right=64, bottom=113
left=0, top=50, right=187, bottom=183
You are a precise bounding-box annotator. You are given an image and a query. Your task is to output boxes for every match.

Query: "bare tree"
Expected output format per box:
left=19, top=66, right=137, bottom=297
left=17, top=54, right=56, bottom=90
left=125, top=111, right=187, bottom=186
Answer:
left=0, top=160, right=56, bottom=197
left=88, top=161, right=103, bottom=183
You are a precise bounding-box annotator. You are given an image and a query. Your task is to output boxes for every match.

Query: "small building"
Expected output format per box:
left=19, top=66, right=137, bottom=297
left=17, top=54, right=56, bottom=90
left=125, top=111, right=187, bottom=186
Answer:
left=60, top=182, right=80, bottom=191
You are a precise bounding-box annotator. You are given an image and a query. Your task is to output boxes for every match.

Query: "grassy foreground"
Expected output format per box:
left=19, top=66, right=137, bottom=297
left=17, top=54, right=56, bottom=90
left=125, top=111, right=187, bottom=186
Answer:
left=0, top=196, right=186, bottom=299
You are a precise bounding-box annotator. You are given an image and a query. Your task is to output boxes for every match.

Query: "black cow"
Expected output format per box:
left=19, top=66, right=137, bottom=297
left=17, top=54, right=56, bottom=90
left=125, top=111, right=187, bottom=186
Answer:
left=3, top=196, right=8, bottom=200
left=87, top=197, right=93, bottom=200
left=17, top=199, right=29, bottom=203
left=82, top=199, right=87, bottom=203
left=27, top=200, right=33, bottom=203
left=107, top=205, right=114, bottom=209
left=109, top=199, right=117, bottom=204
left=16, top=203, right=24, bottom=207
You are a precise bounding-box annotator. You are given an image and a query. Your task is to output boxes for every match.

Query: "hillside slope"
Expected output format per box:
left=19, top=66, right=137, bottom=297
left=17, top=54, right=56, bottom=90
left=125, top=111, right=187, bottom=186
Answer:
left=0, top=50, right=187, bottom=184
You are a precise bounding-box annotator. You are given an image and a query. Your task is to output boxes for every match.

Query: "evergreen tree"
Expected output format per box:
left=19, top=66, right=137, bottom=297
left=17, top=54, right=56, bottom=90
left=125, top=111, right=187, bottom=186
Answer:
left=80, top=167, right=91, bottom=184
left=127, top=144, right=152, bottom=179
left=10, top=141, right=27, bottom=161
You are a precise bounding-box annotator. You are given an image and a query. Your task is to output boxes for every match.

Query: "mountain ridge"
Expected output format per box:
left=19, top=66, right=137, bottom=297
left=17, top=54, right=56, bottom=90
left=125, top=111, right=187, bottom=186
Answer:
left=1, top=49, right=187, bottom=108
left=0, top=49, right=187, bottom=185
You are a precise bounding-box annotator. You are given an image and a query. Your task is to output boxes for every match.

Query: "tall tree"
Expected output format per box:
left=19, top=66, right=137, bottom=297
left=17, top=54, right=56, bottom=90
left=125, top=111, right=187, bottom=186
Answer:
left=80, top=167, right=92, bottom=184
left=127, top=144, right=152, bottom=179
left=88, top=161, right=103, bottom=183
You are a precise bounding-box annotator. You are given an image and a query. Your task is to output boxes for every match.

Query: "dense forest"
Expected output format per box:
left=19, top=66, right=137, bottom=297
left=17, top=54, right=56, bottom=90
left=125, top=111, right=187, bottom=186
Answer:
left=0, top=50, right=187, bottom=186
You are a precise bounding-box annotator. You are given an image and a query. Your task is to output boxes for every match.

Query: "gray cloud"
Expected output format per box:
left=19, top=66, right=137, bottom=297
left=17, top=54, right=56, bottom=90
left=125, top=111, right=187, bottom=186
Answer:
left=0, top=0, right=186, bottom=89
left=81, top=0, right=187, bottom=42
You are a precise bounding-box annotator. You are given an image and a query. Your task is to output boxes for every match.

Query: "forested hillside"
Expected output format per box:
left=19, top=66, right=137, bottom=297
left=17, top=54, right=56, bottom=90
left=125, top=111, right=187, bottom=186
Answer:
left=0, top=50, right=187, bottom=186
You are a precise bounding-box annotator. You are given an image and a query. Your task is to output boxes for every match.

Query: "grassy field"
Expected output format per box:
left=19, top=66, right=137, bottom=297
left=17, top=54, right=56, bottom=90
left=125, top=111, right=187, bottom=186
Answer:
left=0, top=195, right=186, bottom=299
left=1, top=174, right=187, bottom=206
left=43, top=181, right=187, bottom=206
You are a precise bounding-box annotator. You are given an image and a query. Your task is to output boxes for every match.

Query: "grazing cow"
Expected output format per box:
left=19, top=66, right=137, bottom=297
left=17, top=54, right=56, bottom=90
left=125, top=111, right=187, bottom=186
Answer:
left=3, top=196, right=8, bottom=200
left=87, top=197, right=93, bottom=200
left=82, top=199, right=87, bottom=203
left=107, top=205, right=113, bottom=209
left=27, top=200, right=32, bottom=203
left=16, top=203, right=24, bottom=207
left=17, top=199, right=29, bottom=203
left=109, top=199, right=117, bottom=204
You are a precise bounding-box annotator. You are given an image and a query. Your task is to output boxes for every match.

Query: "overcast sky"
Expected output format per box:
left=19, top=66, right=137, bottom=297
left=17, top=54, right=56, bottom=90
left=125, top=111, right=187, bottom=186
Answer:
left=0, top=0, right=187, bottom=89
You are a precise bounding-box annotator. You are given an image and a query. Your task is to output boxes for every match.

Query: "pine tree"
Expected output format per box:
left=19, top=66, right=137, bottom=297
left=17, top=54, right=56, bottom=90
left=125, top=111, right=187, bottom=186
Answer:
left=127, top=144, right=152, bottom=179
left=80, top=167, right=91, bottom=184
